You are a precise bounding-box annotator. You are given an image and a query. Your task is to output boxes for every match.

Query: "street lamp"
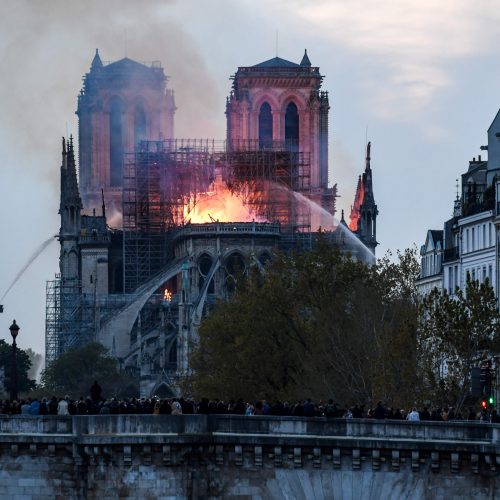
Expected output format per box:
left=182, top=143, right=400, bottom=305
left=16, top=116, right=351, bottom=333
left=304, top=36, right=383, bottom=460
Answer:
left=9, top=320, right=19, bottom=402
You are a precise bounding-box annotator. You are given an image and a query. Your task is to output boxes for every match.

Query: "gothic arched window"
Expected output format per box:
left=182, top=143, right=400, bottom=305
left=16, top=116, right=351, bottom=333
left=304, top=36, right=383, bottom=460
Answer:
left=134, top=101, right=147, bottom=147
left=168, top=339, right=177, bottom=363
left=109, top=98, right=124, bottom=187
left=259, top=102, right=273, bottom=148
left=285, top=102, right=299, bottom=151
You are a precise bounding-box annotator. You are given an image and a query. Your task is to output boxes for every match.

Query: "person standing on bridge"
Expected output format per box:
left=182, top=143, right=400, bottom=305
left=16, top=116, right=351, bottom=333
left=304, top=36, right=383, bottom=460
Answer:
left=90, top=380, right=102, bottom=402
left=407, top=407, right=420, bottom=421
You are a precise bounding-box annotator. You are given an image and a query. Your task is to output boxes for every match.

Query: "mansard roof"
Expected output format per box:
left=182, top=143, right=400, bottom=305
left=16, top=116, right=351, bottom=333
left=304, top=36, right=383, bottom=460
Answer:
left=422, top=229, right=443, bottom=255
left=429, top=230, right=443, bottom=246
left=253, top=56, right=301, bottom=68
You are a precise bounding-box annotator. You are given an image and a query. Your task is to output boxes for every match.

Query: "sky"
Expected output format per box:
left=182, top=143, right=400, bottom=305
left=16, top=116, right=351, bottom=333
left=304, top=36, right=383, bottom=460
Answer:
left=1, top=0, right=500, bottom=355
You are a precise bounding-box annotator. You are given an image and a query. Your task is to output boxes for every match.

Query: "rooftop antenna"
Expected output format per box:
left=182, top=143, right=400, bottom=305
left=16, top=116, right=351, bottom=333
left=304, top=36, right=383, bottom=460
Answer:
left=275, top=30, right=279, bottom=57
left=455, top=178, right=459, bottom=199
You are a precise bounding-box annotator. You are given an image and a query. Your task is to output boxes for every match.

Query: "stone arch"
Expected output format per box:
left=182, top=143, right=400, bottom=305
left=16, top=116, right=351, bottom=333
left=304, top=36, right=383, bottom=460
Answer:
left=280, top=94, right=305, bottom=146
left=99, top=257, right=187, bottom=359
left=284, top=102, right=299, bottom=151
left=258, top=102, right=273, bottom=148
left=223, top=251, right=246, bottom=295
left=280, top=93, right=306, bottom=112
left=154, top=382, right=175, bottom=399
left=251, top=92, right=280, bottom=143
left=198, top=252, right=214, bottom=293
left=224, top=251, right=246, bottom=276
left=252, top=92, right=280, bottom=115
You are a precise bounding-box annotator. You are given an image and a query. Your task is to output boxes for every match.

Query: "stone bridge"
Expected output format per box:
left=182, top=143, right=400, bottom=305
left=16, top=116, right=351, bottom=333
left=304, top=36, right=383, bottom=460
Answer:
left=0, top=415, right=499, bottom=499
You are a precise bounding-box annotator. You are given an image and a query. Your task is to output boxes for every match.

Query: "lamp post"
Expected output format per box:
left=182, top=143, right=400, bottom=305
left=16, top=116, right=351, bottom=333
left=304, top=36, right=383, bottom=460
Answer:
left=9, top=320, right=19, bottom=402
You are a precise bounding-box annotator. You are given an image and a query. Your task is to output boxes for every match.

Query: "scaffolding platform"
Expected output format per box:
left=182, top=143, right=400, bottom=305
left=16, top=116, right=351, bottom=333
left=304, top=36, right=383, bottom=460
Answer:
left=123, top=139, right=313, bottom=292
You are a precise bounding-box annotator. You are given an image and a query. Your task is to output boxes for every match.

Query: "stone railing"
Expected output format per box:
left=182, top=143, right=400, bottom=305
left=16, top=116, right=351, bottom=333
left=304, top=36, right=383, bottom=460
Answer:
left=0, top=414, right=497, bottom=441
left=1, top=415, right=500, bottom=498
left=175, top=222, right=281, bottom=239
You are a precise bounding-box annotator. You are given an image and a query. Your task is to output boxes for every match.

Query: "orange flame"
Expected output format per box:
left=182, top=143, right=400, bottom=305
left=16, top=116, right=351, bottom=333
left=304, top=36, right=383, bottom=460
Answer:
left=163, top=289, right=172, bottom=302
left=184, top=177, right=266, bottom=223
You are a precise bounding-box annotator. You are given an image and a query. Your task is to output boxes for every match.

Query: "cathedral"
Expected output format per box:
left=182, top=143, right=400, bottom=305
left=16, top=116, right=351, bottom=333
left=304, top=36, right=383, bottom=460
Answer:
left=47, top=50, right=378, bottom=396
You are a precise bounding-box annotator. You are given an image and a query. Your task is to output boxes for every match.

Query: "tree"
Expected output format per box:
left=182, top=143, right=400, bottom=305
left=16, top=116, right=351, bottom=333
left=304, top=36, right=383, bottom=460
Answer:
left=419, top=277, right=500, bottom=411
left=41, top=342, right=138, bottom=398
left=0, top=340, right=36, bottom=394
left=186, top=241, right=421, bottom=408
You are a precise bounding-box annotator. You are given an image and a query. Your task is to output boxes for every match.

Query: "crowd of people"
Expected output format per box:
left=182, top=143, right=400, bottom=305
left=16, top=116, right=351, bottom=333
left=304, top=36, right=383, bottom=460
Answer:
left=0, top=383, right=498, bottom=422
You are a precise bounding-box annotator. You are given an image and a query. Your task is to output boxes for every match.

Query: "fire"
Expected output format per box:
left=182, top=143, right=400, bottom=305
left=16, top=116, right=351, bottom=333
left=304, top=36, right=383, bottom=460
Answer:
left=163, top=289, right=172, bottom=302
left=183, top=177, right=266, bottom=223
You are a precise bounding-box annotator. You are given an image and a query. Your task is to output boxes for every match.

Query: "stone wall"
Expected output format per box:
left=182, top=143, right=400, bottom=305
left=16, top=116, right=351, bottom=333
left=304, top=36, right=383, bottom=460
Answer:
left=0, top=415, right=499, bottom=499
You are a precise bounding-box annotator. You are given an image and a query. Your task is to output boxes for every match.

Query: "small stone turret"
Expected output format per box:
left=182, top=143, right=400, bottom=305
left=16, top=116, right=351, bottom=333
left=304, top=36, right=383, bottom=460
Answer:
left=59, top=136, right=82, bottom=280
left=348, top=142, right=378, bottom=255
left=358, top=142, right=378, bottom=254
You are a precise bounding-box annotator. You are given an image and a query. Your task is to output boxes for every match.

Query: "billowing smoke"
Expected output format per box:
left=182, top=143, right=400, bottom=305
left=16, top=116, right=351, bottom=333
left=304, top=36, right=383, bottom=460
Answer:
left=0, top=0, right=224, bottom=193
left=0, top=0, right=226, bottom=354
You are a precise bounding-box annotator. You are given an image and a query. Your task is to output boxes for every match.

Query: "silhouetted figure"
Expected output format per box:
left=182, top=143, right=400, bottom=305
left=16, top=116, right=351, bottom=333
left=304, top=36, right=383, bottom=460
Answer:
left=90, top=381, right=102, bottom=401
left=373, top=402, right=386, bottom=419
left=303, top=399, right=315, bottom=417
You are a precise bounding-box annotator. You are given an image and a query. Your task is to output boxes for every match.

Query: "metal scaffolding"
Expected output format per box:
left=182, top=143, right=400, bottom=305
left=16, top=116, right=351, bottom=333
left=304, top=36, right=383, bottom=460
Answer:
left=45, top=276, right=97, bottom=364
left=122, top=139, right=313, bottom=292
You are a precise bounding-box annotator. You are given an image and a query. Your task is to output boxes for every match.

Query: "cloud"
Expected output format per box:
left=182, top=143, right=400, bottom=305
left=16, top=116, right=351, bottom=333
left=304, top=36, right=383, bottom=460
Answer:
left=288, top=0, right=500, bottom=120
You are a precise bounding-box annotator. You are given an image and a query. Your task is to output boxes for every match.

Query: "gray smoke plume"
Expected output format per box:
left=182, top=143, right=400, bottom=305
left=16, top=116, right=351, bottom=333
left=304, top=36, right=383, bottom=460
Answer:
left=0, top=0, right=224, bottom=192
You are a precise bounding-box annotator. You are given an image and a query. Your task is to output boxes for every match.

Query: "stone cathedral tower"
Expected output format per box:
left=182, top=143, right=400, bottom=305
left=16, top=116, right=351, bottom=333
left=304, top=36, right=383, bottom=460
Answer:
left=77, top=49, right=176, bottom=219
left=349, top=142, right=378, bottom=254
left=226, top=50, right=334, bottom=211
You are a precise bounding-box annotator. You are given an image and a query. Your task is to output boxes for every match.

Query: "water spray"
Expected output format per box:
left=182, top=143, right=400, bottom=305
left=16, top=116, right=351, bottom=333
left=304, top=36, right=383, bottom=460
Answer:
left=0, top=235, right=57, bottom=302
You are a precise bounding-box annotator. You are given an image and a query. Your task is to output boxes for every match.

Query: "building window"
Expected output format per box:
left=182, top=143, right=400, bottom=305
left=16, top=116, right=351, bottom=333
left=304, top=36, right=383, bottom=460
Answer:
left=258, top=102, right=273, bottom=148
left=472, top=269, right=476, bottom=281
left=472, top=227, right=475, bottom=251
left=465, top=229, right=469, bottom=253
left=483, top=224, right=486, bottom=248
left=454, top=265, right=458, bottom=292
left=489, top=223, right=492, bottom=247
left=483, top=266, right=487, bottom=283
left=284, top=102, right=299, bottom=151
left=489, top=264, right=493, bottom=284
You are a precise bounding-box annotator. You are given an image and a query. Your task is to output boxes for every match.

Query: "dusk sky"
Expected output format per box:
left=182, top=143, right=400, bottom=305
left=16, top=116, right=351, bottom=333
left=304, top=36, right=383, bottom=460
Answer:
left=1, top=0, right=500, bottom=356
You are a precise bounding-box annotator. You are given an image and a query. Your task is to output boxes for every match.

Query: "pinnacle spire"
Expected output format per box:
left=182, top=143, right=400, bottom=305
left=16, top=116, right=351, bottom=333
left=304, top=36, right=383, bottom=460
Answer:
left=300, top=49, right=311, bottom=67
left=340, top=209, right=347, bottom=226
left=91, top=48, right=103, bottom=71
left=362, top=141, right=375, bottom=205
left=59, top=135, right=82, bottom=213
